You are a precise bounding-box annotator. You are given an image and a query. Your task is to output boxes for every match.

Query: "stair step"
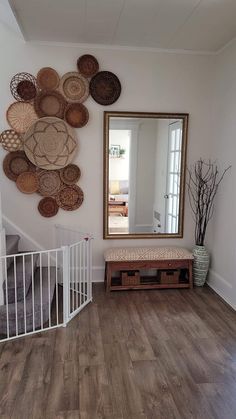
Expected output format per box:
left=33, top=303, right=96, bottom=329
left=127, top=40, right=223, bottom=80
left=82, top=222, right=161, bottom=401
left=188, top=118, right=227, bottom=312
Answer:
left=3, top=253, right=38, bottom=304
left=6, top=235, right=20, bottom=268
left=0, top=267, right=56, bottom=336
left=6, top=235, right=20, bottom=256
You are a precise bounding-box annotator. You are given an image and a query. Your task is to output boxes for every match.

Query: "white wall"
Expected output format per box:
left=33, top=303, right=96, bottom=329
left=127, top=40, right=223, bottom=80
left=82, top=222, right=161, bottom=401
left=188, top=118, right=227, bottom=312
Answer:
left=109, top=131, right=130, bottom=181
left=206, top=41, right=236, bottom=308
left=0, top=23, right=214, bottom=280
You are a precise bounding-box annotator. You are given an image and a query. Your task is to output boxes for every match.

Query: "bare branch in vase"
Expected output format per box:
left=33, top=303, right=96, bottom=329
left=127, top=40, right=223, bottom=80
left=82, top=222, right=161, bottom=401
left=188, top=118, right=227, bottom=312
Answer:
left=187, top=159, right=231, bottom=246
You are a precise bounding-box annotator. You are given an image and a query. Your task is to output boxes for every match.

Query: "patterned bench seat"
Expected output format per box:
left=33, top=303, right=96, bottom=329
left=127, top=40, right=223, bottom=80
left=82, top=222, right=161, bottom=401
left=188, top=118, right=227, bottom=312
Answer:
left=104, top=246, right=193, bottom=291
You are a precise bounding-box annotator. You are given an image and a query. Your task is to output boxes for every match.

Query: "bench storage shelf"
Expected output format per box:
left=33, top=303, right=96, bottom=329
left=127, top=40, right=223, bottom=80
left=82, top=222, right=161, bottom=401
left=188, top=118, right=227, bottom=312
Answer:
left=104, top=247, right=193, bottom=292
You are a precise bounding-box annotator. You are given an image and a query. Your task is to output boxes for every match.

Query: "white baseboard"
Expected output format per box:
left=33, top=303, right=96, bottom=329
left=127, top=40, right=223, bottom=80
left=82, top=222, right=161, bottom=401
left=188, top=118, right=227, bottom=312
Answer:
left=207, top=268, right=236, bottom=311
left=67, top=266, right=105, bottom=283
left=92, top=266, right=105, bottom=283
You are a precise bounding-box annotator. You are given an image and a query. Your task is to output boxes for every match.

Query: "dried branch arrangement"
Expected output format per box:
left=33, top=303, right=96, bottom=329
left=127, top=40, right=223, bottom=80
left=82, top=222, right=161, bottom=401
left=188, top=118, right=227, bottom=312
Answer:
left=187, top=159, right=231, bottom=246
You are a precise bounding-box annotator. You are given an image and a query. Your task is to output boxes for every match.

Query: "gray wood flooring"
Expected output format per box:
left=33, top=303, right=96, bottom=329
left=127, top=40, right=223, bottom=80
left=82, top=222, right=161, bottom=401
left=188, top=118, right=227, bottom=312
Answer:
left=0, top=284, right=236, bottom=418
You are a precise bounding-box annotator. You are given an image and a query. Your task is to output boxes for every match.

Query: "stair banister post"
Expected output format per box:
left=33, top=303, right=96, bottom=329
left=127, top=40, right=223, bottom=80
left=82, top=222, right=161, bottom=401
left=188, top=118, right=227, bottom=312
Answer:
left=62, top=245, right=70, bottom=326
left=87, top=238, right=93, bottom=301
left=0, top=252, right=5, bottom=305
left=0, top=190, right=2, bottom=231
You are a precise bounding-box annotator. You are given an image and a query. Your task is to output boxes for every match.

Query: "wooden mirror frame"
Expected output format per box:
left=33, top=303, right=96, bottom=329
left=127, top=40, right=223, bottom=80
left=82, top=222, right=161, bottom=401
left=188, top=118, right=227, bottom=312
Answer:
left=103, top=111, right=189, bottom=239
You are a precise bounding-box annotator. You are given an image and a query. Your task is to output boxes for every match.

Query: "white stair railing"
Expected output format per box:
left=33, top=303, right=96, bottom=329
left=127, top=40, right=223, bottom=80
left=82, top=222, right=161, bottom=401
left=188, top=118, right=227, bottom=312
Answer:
left=0, top=231, right=92, bottom=342
left=0, top=192, right=6, bottom=305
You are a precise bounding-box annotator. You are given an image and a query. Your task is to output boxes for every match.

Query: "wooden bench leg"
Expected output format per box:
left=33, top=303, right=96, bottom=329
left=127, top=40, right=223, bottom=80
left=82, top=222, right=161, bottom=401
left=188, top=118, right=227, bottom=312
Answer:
left=106, top=262, right=112, bottom=292
left=104, top=262, right=107, bottom=290
left=189, top=261, right=193, bottom=289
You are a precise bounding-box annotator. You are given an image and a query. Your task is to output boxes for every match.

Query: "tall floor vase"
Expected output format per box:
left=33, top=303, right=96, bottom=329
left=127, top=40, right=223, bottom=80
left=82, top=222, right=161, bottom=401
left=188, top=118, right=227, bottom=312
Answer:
left=193, top=245, right=210, bottom=286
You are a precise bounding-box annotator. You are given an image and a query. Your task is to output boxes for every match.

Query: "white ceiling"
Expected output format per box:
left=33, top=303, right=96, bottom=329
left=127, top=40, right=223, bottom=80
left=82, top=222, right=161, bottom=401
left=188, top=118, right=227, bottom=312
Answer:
left=0, top=0, right=22, bottom=37
left=8, top=0, right=236, bottom=53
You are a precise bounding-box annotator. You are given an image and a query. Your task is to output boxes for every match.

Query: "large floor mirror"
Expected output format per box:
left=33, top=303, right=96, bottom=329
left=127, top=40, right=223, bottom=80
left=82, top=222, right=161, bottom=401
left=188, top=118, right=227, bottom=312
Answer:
left=103, top=112, right=189, bottom=239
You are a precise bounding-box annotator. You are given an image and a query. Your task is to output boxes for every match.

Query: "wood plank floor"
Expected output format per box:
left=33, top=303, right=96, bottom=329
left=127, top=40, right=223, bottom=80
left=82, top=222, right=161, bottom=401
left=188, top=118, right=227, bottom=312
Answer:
left=1, top=284, right=236, bottom=418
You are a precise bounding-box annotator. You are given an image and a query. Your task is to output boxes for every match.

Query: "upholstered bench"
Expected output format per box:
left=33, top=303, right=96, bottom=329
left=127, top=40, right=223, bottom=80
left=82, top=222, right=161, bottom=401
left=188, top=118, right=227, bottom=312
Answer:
left=104, top=246, right=193, bottom=292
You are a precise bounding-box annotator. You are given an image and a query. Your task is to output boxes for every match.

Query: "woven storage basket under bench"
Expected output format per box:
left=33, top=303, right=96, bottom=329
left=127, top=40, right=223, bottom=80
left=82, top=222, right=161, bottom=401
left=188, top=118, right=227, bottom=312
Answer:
left=104, top=246, right=194, bottom=292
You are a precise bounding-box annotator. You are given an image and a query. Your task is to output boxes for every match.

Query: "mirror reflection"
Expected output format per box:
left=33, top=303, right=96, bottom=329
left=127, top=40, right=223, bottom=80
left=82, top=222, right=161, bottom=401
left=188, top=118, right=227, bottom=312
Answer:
left=104, top=112, right=188, bottom=239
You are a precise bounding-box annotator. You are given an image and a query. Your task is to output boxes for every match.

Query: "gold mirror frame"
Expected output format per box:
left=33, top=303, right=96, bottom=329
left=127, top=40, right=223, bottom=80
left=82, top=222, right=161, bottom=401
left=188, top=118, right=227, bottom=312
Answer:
left=103, top=111, right=189, bottom=239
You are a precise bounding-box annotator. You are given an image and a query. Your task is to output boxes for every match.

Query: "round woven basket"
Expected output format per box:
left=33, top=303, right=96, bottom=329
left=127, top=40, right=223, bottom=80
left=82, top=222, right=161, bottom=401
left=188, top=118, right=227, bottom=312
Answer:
left=56, top=185, right=84, bottom=211
left=38, top=197, right=59, bottom=217
left=59, top=164, right=81, bottom=185
left=34, top=90, right=66, bottom=119
left=90, top=71, right=121, bottom=105
left=10, top=73, right=37, bottom=102
left=59, top=72, right=89, bottom=103
left=37, top=170, right=62, bottom=196
left=3, top=151, right=36, bottom=181
left=7, top=102, right=38, bottom=134
left=37, top=67, right=60, bottom=90
left=77, top=54, right=99, bottom=78
left=64, top=103, right=89, bottom=128
left=0, top=130, right=23, bottom=152
left=23, top=117, right=78, bottom=170
left=16, top=171, right=39, bottom=194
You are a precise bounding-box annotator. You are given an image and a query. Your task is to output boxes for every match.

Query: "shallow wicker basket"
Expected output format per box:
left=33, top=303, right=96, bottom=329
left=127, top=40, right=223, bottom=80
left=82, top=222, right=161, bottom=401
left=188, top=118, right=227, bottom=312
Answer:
left=7, top=102, right=38, bottom=134
left=37, top=67, right=60, bottom=90
left=3, top=151, right=36, bottom=182
left=16, top=171, right=39, bottom=194
left=60, top=72, right=89, bottom=103
left=38, top=197, right=59, bottom=217
left=37, top=170, right=62, bottom=196
left=56, top=185, right=84, bottom=211
left=0, top=130, right=23, bottom=152
left=10, top=72, right=37, bottom=102
left=59, top=164, right=81, bottom=185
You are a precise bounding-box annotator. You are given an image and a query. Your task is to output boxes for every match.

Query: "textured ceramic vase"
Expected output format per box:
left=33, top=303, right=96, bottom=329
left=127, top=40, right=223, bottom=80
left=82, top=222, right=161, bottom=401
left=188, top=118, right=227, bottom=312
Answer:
left=193, top=245, right=210, bottom=286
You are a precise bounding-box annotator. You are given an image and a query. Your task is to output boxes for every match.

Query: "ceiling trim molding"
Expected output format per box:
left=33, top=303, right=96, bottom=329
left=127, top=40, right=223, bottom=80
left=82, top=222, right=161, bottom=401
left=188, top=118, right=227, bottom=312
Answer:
left=28, top=40, right=217, bottom=56
left=216, top=36, right=236, bottom=55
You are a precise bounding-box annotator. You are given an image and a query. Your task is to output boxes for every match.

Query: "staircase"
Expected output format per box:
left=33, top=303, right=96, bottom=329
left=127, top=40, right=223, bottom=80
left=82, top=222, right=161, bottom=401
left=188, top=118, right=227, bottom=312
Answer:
left=0, top=235, right=56, bottom=337
left=0, top=223, right=92, bottom=342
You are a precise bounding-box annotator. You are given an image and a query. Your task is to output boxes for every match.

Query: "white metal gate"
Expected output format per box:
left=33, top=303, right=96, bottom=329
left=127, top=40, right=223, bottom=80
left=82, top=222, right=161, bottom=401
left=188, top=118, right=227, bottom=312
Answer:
left=63, top=239, right=92, bottom=324
left=0, top=228, right=92, bottom=343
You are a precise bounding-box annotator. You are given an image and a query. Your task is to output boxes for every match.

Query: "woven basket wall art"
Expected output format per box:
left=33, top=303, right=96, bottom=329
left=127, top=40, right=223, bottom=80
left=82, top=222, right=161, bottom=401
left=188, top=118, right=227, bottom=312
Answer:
left=37, top=67, right=60, bottom=90
left=10, top=72, right=37, bottom=102
left=64, top=103, right=89, bottom=128
left=59, top=164, right=81, bottom=185
left=3, top=56, right=122, bottom=218
left=34, top=90, right=66, bottom=119
left=0, top=130, right=23, bottom=152
left=59, top=72, right=89, bottom=103
left=90, top=71, right=121, bottom=105
left=3, top=151, right=36, bottom=181
left=16, top=171, right=39, bottom=194
left=37, top=170, right=62, bottom=196
left=38, top=197, right=59, bottom=217
left=77, top=54, right=99, bottom=78
left=56, top=185, right=84, bottom=211
left=23, top=117, right=78, bottom=170
left=7, top=102, right=38, bottom=134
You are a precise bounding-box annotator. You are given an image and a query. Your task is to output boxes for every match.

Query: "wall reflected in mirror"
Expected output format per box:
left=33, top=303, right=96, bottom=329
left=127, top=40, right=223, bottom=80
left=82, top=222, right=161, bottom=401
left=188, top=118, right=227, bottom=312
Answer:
left=104, top=112, right=188, bottom=239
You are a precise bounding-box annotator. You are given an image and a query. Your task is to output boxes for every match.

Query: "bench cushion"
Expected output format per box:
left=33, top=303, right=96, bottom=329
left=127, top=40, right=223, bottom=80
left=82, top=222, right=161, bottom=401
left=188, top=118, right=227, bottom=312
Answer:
left=104, top=246, right=193, bottom=262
